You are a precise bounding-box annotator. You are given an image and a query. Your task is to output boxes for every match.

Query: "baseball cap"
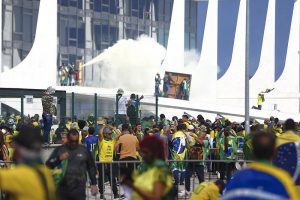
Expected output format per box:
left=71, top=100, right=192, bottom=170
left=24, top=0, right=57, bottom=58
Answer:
left=103, top=127, right=112, bottom=134
left=188, top=125, right=194, bottom=130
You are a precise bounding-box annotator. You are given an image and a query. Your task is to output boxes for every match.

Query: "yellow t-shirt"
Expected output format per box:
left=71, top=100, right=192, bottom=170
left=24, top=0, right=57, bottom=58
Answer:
left=132, top=167, right=173, bottom=200
left=99, top=138, right=116, bottom=162
left=190, top=182, right=219, bottom=200
left=258, top=95, right=263, bottom=105
left=0, top=165, right=56, bottom=200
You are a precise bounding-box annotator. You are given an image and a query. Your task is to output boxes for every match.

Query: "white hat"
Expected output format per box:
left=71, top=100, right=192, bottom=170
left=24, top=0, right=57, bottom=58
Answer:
left=117, top=88, right=124, bottom=95
left=188, top=125, right=194, bottom=130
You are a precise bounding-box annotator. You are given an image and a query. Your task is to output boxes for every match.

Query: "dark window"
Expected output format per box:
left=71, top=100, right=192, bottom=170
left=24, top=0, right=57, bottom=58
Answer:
left=110, top=26, right=118, bottom=45
left=94, top=0, right=101, bottom=12
left=101, top=24, right=109, bottom=42
left=78, top=26, right=85, bottom=48
left=23, top=14, right=32, bottom=42
left=69, top=27, right=77, bottom=39
left=60, top=0, right=68, bottom=6
left=94, top=24, right=101, bottom=50
left=13, top=6, right=23, bottom=33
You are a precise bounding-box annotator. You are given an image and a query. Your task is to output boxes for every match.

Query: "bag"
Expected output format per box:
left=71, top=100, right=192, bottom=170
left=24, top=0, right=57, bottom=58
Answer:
left=52, top=160, right=68, bottom=186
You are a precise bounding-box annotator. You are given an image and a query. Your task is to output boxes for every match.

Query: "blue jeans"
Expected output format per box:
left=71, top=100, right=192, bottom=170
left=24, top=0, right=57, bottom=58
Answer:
left=42, top=113, right=52, bottom=144
left=185, top=164, right=204, bottom=192
left=258, top=105, right=262, bottom=110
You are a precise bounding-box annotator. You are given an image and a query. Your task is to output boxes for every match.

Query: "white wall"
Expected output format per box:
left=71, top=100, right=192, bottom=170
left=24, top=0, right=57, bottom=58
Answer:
left=0, top=0, right=57, bottom=89
left=269, top=0, right=300, bottom=114
left=249, top=0, right=275, bottom=110
left=216, top=0, right=246, bottom=108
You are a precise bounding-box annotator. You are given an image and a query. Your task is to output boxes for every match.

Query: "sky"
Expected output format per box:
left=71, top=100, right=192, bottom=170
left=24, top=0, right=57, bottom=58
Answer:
left=196, top=0, right=295, bottom=80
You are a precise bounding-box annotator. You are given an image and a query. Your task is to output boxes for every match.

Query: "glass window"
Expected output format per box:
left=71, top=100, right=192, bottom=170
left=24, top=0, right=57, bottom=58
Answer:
left=59, top=19, right=68, bottom=46
left=78, top=0, right=83, bottom=9
left=69, top=54, right=77, bottom=64
left=101, top=24, right=109, bottom=42
left=78, top=25, right=85, bottom=48
left=13, top=6, right=23, bottom=33
left=94, top=24, right=101, bottom=50
left=69, top=27, right=77, bottom=39
left=110, top=0, right=118, bottom=14
left=69, top=40, right=77, bottom=46
left=70, top=0, right=77, bottom=7
left=94, top=0, right=101, bottom=12
left=60, top=0, right=68, bottom=6
left=23, top=13, right=32, bottom=42
left=110, top=27, right=118, bottom=46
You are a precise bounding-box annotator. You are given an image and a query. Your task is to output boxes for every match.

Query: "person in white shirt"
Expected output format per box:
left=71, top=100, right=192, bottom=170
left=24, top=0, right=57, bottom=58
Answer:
left=117, top=88, right=128, bottom=124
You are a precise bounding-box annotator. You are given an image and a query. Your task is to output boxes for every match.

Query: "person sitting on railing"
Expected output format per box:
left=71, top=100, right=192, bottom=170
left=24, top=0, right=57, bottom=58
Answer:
left=122, top=136, right=173, bottom=200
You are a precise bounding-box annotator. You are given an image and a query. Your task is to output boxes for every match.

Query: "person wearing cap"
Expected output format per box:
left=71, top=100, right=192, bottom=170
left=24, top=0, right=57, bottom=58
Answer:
left=42, top=86, right=57, bottom=145
left=190, top=180, right=225, bottom=200
left=0, top=125, right=56, bottom=199
left=117, top=88, right=128, bottom=125
left=46, top=129, right=98, bottom=200
left=98, top=125, right=122, bottom=199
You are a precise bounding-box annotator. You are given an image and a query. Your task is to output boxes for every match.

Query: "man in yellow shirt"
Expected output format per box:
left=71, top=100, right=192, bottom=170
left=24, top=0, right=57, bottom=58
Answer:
left=0, top=125, right=56, bottom=200
left=98, top=126, right=122, bottom=199
left=190, top=180, right=225, bottom=200
left=256, top=93, right=264, bottom=110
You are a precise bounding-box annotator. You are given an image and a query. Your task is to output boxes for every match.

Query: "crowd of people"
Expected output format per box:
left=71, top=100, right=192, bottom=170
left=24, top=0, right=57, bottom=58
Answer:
left=0, top=110, right=300, bottom=199
left=58, top=63, right=82, bottom=86
left=155, top=73, right=190, bottom=100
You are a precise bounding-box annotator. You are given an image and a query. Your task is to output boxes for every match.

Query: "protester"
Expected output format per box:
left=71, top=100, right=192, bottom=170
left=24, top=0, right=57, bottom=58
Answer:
left=180, top=131, right=208, bottom=197
left=46, top=129, right=98, bottom=200
left=98, top=126, right=122, bottom=199
left=0, top=125, right=56, bottom=199
left=163, top=73, right=174, bottom=97
left=116, top=124, right=140, bottom=176
left=84, top=126, right=98, bottom=160
left=155, top=73, right=161, bottom=96
left=190, top=180, right=225, bottom=200
left=223, top=130, right=298, bottom=200
left=117, top=88, right=128, bottom=124
left=122, top=136, right=173, bottom=200
left=42, top=86, right=57, bottom=145
left=135, top=123, right=144, bottom=141
left=169, top=123, right=188, bottom=194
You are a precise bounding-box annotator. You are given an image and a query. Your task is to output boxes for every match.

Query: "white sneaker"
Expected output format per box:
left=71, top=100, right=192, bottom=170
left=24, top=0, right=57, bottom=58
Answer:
left=179, top=190, right=191, bottom=197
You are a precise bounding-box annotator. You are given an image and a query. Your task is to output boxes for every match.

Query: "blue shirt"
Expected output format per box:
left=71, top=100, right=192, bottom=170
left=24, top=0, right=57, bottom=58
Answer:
left=84, top=135, right=99, bottom=159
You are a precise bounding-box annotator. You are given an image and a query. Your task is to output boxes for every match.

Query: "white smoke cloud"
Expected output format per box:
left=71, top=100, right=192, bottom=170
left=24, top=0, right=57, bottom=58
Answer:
left=88, top=35, right=166, bottom=94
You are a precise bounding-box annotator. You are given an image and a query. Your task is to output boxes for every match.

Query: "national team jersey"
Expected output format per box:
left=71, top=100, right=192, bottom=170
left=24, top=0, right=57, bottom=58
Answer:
left=84, top=135, right=98, bottom=160
left=98, top=138, right=117, bottom=162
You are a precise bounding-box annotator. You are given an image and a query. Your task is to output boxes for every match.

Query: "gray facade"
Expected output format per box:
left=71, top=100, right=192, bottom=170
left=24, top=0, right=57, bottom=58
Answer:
left=1, top=0, right=198, bottom=86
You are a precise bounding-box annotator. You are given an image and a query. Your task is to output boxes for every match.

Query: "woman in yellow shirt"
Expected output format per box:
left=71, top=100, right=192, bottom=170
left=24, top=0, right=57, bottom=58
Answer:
left=123, top=136, right=173, bottom=200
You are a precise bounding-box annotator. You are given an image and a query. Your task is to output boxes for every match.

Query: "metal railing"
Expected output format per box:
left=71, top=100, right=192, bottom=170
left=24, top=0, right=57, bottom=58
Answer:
left=88, top=159, right=253, bottom=200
